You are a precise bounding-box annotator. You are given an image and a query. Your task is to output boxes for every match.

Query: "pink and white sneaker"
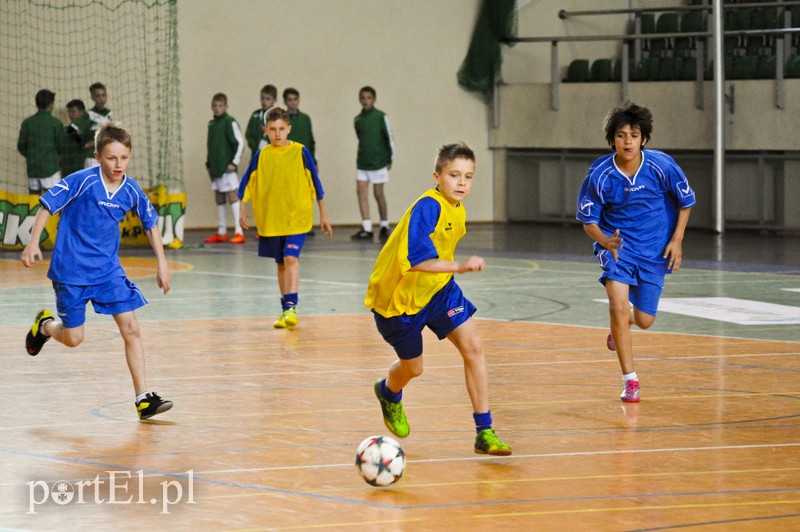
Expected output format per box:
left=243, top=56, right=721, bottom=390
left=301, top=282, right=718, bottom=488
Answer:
left=620, top=379, right=640, bottom=402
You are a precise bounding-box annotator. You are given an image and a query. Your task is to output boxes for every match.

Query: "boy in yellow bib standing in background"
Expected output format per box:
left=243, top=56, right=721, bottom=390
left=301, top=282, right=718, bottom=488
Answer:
left=238, top=107, right=332, bottom=329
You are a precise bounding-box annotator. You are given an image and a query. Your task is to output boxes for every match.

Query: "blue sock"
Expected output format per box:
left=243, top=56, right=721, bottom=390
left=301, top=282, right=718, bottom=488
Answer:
left=284, top=293, right=298, bottom=310
left=380, top=378, right=402, bottom=403
left=280, top=296, right=286, bottom=311
left=473, top=411, right=492, bottom=433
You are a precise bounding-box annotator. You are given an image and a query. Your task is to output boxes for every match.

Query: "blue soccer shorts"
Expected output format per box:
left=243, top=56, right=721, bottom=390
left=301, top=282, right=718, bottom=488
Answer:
left=373, top=278, right=477, bottom=360
left=596, top=250, right=664, bottom=316
left=258, top=234, right=307, bottom=264
left=53, top=277, right=148, bottom=328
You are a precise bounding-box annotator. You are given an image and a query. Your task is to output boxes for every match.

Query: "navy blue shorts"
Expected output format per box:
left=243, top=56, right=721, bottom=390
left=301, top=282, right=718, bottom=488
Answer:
left=596, top=249, right=664, bottom=316
left=53, top=277, right=148, bottom=328
left=258, top=233, right=307, bottom=263
left=373, top=278, right=477, bottom=360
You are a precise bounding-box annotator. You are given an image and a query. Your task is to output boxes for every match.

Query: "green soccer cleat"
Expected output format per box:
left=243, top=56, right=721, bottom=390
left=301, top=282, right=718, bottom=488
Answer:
left=26, top=309, right=54, bottom=356
left=373, top=380, right=410, bottom=438
left=136, top=392, right=173, bottom=420
left=474, top=428, right=512, bottom=456
left=273, top=308, right=298, bottom=330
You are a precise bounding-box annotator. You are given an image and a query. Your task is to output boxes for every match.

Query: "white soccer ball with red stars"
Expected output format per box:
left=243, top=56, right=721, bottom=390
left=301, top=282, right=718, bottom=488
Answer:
left=355, top=435, right=406, bottom=487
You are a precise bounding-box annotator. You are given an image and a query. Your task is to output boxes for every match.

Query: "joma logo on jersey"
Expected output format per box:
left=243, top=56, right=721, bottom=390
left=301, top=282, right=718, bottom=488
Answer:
left=97, top=200, right=120, bottom=209
left=447, top=305, right=464, bottom=317
left=625, top=185, right=645, bottom=192
left=444, top=222, right=453, bottom=231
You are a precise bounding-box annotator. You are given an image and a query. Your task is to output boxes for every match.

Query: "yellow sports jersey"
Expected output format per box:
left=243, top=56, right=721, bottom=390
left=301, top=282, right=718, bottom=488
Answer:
left=240, top=142, right=318, bottom=237
left=365, top=188, right=466, bottom=317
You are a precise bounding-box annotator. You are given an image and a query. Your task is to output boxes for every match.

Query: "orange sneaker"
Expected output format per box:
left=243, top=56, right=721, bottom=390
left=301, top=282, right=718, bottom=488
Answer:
left=204, top=233, right=229, bottom=243
left=230, top=233, right=246, bottom=244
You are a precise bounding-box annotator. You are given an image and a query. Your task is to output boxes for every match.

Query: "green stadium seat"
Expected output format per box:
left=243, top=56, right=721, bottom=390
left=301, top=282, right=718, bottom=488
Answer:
left=757, top=55, right=776, bottom=79
left=675, top=11, right=706, bottom=58
left=786, top=55, right=800, bottom=78
left=751, top=8, right=778, bottom=30
left=590, top=59, right=614, bottom=82
left=658, top=57, right=683, bottom=80
left=565, top=59, right=590, bottom=82
left=646, top=12, right=678, bottom=58
left=639, top=13, right=656, bottom=34
left=682, top=57, right=697, bottom=80
left=731, top=55, right=759, bottom=79
left=657, top=12, right=680, bottom=33
left=635, top=57, right=660, bottom=81
left=612, top=59, right=621, bottom=81
left=727, top=8, right=753, bottom=31
left=705, top=56, right=733, bottom=80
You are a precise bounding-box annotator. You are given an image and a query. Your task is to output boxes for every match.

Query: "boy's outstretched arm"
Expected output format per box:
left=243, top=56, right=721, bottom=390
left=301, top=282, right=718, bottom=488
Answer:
left=409, top=255, right=485, bottom=274
left=583, top=223, right=623, bottom=262
left=317, top=199, right=332, bottom=236
left=144, top=225, right=171, bottom=295
left=663, top=207, right=691, bottom=272
left=20, top=208, right=52, bottom=267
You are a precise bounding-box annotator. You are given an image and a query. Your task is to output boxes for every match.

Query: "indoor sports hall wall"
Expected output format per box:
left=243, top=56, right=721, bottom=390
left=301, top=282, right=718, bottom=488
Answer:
left=177, top=0, right=493, bottom=230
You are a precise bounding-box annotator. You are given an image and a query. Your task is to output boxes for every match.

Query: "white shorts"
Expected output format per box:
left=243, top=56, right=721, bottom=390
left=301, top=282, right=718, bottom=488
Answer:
left=28, top=171, right=61, bottom=192
left=211, top=171, right=240, bottom=193
left=356, top=167, right=390, bottom=184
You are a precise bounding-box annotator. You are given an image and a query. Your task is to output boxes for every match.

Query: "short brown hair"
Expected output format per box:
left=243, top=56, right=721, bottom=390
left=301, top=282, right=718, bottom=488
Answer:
left=434, top=142, right=475, bottom=174
left=212, top=92, right=227, bottom=105
left=260, top=84, right=277, bottom=98
left=95, top=121, right=132, bottom=153
left=263, top=106, right=289, bottom=126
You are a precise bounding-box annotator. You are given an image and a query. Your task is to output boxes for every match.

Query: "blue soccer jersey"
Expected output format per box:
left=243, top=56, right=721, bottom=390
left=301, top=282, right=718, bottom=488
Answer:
left=39, top=167, right=158, bottom=285
left=576, top=149, right=696, bottom=275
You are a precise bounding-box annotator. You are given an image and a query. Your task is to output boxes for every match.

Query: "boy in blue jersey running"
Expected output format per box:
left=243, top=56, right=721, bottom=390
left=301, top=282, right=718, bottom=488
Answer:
left=367, top=143, right=511, bottom=456
left=576, top=102, right=695, bottom=403
left=238, top=107, right=332, bottom=330
left=20, top=122, right=174, bottom=420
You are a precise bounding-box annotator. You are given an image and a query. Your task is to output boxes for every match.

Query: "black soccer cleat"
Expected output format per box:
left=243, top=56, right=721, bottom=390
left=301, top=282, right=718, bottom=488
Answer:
left=136, top=392, right=173, bottom=420
left=26, top=309, right=54, bottom=356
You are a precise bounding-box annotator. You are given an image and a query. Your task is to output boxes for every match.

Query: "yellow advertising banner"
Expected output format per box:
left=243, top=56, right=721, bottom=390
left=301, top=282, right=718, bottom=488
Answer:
left=0, top=186, right=185, bottom=251
left=0, top=189, right=59, bottom=250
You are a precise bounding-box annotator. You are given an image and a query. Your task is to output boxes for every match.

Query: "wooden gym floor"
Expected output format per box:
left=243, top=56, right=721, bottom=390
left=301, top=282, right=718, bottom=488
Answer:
left=1, top=224, right=798, bottom=530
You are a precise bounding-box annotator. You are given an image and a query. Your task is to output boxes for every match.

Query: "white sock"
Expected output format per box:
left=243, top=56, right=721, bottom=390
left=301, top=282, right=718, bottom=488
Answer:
left=217, top=204, right=227, bottom=234
left=362, top=220, right=373, bottom=232
left=380, top=220, right=389, bottom=228
left=136, top=391, right=149, bottom=402
left=230, top=201, right=243, bottom=234
left=623, top=371, right=638, bottom=382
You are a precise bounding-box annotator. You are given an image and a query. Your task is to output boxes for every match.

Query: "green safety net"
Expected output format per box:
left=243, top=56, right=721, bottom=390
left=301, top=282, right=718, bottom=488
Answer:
left=0, top=0, right=183, bottom=193
left=457, top=0, right=518, bottom=102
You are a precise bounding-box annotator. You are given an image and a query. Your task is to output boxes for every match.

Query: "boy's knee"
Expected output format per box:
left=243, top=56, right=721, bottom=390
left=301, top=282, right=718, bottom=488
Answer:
left=608, top=301, right=631, bottom=318
left=62, top=329, right=84, bottom=347
left=635, top=313, right=656, bottom=329
left=401, top=359, right=424, bottom=378
left=118, top=320, right=141, bottom=340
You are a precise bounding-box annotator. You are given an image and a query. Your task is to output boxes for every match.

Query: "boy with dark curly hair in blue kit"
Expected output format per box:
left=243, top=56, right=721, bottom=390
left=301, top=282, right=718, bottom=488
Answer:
left=577, top=102, right=696, bottom=403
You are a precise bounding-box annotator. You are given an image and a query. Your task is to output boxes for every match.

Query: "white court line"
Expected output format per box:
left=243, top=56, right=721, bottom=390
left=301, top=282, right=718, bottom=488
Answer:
left=190, top=442, right=800, bottom=475
left=3, top=350, right=798, bottom=392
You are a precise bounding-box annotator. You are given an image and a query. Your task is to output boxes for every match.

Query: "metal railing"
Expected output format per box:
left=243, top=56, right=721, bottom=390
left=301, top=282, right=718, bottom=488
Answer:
left=502, top=2, right=800, bottom=111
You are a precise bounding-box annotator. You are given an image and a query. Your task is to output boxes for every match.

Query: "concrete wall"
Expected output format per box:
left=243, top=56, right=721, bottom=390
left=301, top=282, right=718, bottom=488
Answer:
left=490, top=80, right=800, bottom=151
